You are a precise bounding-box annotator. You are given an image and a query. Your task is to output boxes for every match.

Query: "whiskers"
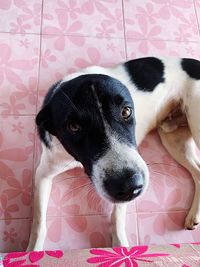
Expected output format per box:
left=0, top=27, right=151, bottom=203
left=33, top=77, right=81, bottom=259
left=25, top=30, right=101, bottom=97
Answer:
left=60, top=89, right=80, bottom=114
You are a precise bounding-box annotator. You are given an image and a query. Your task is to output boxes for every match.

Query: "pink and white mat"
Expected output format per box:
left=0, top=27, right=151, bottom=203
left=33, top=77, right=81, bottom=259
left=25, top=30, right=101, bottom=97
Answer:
left=1, top=243, right=200, bottom=267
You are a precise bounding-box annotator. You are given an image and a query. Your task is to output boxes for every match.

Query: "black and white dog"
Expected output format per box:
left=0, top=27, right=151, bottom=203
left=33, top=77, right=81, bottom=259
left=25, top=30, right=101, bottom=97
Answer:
left=27, top=57, right=200, bottom=251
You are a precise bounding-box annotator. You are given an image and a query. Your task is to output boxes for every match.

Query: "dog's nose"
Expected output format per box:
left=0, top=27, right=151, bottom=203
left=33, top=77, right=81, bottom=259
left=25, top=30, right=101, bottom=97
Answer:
left=104, top=171, right=144, bottom=202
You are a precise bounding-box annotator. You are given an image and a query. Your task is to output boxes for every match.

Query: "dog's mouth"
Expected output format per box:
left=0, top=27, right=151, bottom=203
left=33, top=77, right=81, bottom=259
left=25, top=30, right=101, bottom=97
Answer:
left=94, top=182, right=146, bottom=204
left=106, top=187, right=143, bottom=203
left=113, top=185, right=144, bottom=202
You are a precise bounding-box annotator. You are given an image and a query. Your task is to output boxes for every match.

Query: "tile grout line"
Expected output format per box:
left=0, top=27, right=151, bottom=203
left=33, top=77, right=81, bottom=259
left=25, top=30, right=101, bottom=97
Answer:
left=121, top=0, right=128, bottom=60
left=0, top=217, right=32, bottom=221
left=0, top=114, right=36, bottom=117
left=121, top=1, right=139, bottom=244
left=30, top=0, right=45, bottom=219
left=0, top=31, right=125, bottom=39
left=0, top=31, right=200, bottom=44
left=123, top=38, right=200, bottom=44
left=0, top=209, right=188, bottom=221
left=194, top=0, right=200, bottom=38
left=35, top=0, right=44, bottom=116
left=135, top=199, right=140, bottom=245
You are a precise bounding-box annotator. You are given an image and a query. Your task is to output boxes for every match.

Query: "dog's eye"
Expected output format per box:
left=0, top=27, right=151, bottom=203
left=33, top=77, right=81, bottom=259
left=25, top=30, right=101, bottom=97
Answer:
left=68, top=122, right=81, bottom=133
left=122, top=106, right=132, bottom=120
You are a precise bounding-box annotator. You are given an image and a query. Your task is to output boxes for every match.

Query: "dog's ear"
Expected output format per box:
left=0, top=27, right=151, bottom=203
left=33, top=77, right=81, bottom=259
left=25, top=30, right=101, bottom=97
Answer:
left=36, top=105, right=56, bottom=136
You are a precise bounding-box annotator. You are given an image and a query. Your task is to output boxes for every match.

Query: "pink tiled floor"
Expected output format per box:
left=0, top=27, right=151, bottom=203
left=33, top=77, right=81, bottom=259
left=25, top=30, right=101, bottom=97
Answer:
left=0, top=0, right=200, bottom=253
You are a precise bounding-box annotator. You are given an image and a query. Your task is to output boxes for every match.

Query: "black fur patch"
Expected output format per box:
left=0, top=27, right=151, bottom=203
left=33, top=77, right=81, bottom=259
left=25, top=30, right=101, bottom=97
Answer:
left=36, top=80, right=61, bottom=148
left=181, top=58, right=200, bottom=80
left=124, top=57, right=165, bottom=92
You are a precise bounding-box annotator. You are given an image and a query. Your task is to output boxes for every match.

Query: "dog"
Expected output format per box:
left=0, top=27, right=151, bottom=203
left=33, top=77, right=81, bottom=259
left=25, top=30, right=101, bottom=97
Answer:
left=27, top=57, right=200, bottom=251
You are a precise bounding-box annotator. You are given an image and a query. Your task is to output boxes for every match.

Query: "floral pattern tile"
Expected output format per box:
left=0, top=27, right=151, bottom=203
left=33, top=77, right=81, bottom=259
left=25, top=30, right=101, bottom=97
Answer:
left=136, top=132, right=194, bottom=212
left=45, top=213, right=137, bottom=250
left=124, top=0, right=200, bottom=42
left=0, top=33, right=40, bottom=115
left=0, top=0, right=42, bottom=34
left=0, top=116, right=34, bottom=220
left=0, top=219, right=31, bottom=253
left=0, top=0, right=200, bottom=252
left=126, top=38, right=200, bottom=59
left=137, top=211, right=200, bottom=245
left=37, top=35, right=126, bottom=110
left=42, top=0, right=124, bottom=38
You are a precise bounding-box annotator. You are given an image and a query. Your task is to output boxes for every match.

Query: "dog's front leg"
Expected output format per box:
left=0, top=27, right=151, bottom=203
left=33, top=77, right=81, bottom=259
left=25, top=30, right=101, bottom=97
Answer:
left=27, top=167, right=54, bottom=251
left=27, top=141, right=80, bottom=251
left=111, top=203, right=129, bottom=247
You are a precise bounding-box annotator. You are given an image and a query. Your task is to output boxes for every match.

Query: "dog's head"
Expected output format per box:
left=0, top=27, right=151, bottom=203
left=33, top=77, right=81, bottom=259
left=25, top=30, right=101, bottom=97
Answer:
left=36, top=74, right=149, bottom=202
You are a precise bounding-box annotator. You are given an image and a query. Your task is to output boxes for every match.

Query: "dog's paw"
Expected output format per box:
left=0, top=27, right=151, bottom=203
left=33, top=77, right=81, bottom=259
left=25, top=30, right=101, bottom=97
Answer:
left=184, top=211, right=200, bottom=230
left=112, top=235, right=129, bottom=247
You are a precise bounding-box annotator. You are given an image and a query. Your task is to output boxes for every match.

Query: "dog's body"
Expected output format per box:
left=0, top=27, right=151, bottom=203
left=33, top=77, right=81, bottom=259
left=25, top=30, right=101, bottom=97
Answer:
left=27, top=57, right=200, bottom=251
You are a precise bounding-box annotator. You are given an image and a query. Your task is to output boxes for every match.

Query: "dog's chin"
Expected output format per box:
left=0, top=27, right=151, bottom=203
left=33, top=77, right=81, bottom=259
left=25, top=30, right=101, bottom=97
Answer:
left=109, top=191, right=144, bottom=203
left=102, top=194, right=142, bottom=204
left=94, top=187, right=143, bottom=204
left=109, top=197, right=134, bottom=204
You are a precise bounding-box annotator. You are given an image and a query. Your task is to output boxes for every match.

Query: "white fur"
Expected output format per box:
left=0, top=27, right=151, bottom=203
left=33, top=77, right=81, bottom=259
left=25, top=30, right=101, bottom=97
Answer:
left=27, top=57, right=200, bottom=250
left=92, top=133, right=149, bottom=201
left=27, top=138, right=81, bottom=251
left=111, top=203, right=129, bottom=247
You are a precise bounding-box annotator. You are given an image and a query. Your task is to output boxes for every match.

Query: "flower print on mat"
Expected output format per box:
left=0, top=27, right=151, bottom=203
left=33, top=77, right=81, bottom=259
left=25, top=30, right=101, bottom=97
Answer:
left=3, top=250, right=63, bottom=266
left=87, top=246, right=169, bottom=267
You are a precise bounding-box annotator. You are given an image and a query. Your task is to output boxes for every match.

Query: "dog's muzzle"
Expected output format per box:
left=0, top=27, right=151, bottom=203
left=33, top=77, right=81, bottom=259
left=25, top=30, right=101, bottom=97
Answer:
left=91, top=136, right=149, bottom=203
